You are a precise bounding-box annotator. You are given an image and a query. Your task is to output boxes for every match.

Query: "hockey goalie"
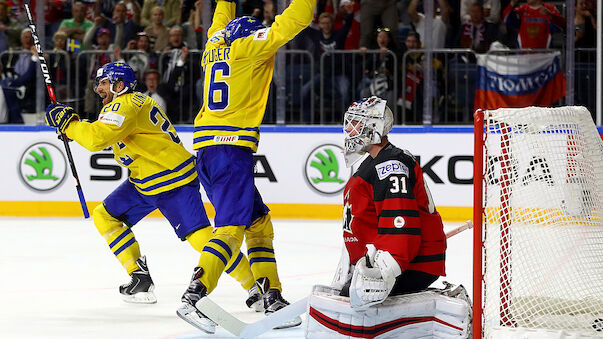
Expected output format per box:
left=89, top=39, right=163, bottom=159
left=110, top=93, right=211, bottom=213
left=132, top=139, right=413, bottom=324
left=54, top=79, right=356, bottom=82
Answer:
left=305, top=97, right=472, bottom=338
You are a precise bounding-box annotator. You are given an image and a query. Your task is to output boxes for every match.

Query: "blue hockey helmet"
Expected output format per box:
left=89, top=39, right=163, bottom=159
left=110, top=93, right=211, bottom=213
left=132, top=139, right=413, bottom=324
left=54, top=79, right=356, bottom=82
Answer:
left=94, top=61, right=137, bottom=96
left=224, top=16, right=265, bottom=46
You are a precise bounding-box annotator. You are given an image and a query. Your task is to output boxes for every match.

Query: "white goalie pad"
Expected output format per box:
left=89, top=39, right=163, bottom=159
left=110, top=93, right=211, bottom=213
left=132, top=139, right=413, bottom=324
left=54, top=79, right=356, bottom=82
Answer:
left=331, top=245, right=352, bottom=290
left=306, top=284, right=472, bottom=339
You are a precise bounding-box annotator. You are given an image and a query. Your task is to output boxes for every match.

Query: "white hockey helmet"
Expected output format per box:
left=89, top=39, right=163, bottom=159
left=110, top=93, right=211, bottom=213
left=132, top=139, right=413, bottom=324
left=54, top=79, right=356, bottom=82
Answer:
left=343, top=96, right=393, bottom=167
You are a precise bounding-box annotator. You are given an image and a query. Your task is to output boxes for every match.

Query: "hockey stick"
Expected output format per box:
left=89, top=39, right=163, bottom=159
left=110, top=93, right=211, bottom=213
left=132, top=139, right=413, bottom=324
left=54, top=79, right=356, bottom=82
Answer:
left=445, top=220, right=473, bottom=239
left=195, top=296, right=309, bottom=338
left=195, top=220, right=473, bottom=337
left=24, top=1, right=89, bottom=218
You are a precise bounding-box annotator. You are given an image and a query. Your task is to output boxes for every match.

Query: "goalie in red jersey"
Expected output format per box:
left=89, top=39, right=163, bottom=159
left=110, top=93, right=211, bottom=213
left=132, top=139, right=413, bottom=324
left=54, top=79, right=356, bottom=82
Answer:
left=333, top=96, right=447, bottom=309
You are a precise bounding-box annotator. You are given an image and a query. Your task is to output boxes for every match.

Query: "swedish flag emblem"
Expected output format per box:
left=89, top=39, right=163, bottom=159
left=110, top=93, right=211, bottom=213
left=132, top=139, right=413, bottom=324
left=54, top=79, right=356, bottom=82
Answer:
left=66, top=38, right=81, bottom=52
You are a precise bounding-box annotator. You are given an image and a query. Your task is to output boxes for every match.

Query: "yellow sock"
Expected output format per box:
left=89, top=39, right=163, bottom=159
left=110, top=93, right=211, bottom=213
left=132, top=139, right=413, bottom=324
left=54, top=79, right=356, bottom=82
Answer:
left=196, top=225, right=245, bottom=293
left=224, top=251, right=254, bottom=290
left=186, top=227, right=254, bottom=290
left=245, top=214, right=282, bottom=291
left=93, top=204, right=140, bottom=274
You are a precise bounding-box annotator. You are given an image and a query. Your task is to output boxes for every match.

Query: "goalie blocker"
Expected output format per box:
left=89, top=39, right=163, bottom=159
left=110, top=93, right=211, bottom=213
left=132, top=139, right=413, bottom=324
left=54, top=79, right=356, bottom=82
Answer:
left=306, top=284, right=472, bottom=338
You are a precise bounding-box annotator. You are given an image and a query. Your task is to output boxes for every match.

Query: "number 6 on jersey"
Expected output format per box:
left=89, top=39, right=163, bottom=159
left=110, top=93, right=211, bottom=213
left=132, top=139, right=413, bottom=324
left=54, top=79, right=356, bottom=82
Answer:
left=207, top=61, right=230, bottom=110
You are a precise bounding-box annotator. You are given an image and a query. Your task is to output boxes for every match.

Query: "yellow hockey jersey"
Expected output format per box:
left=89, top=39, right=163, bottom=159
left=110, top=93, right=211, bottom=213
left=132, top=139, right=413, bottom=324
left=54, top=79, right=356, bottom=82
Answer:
left=65, top=92, right=197, bottom=195
left=193, top=0, right=316, bottom=152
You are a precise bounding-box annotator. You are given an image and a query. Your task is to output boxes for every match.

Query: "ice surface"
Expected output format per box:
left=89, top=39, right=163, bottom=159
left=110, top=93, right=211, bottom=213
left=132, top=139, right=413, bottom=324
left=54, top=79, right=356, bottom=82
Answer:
left=0, top=217, right=473, bottom=338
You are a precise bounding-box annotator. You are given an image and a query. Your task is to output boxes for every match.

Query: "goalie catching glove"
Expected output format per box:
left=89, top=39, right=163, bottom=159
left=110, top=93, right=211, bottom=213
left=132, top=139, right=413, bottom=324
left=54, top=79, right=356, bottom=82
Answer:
left=46, top=103, right=79, bottom=133
left=350, top=244, right=401, bottom=310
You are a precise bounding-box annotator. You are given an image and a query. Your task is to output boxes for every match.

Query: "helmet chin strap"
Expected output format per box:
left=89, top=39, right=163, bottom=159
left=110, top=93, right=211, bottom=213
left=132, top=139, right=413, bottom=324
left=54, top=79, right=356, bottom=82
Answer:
left=110, top=82, right=129, bottom=96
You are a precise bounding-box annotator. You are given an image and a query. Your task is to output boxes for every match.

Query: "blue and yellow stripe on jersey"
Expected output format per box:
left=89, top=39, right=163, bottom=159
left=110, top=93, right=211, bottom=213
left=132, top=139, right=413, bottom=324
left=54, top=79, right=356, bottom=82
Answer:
left=193, top=0, right=316, bottom=152
left=129, top=156, right=197, bottom=194
left=193, top=125, right=260, bottom=150
left=65, top=92, right=197, bottom=195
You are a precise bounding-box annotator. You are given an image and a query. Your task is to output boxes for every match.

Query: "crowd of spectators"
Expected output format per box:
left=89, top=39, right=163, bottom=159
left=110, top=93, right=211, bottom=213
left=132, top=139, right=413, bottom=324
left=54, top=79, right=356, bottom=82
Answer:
left=0, top=0, right=597, bottom=124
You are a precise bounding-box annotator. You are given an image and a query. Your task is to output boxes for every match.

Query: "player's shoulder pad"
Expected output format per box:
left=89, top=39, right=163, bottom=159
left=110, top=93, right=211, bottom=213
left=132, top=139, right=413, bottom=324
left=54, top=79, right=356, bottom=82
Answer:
left=98, top=93, right=140, bottom=128
left=209, top=29, right=225, bottom=44
left=98, top=108, right=125, bottom=127
left=353, top=155, right=375, bottom=180
left=374, top=145, right=414, bottom=181
left=375, top=159, right=409, bottom=181
left=252, top=27, right=271, bottom=41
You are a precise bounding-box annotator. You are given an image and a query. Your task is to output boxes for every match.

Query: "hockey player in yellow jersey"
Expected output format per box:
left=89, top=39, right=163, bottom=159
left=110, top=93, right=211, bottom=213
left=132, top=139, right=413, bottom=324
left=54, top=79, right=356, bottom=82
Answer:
left=44, top=62, right=264, bottom=312
left=179, top=0, right=317, bottom=333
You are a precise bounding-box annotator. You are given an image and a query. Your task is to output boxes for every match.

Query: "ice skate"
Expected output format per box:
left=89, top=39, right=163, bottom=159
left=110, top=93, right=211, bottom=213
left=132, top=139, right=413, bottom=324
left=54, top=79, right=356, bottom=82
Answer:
left=256, top=277, right=302, bottom=329
left=176, top=267, right=216, bottom=334
left=246, top=283, right=264, bottom=312
left=119, top=256, right=157, bottom=304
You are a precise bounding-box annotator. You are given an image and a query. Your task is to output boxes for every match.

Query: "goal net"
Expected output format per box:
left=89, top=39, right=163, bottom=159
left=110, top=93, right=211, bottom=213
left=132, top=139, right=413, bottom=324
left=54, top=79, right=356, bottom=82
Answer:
left=473, top=106, right=603, bottom=338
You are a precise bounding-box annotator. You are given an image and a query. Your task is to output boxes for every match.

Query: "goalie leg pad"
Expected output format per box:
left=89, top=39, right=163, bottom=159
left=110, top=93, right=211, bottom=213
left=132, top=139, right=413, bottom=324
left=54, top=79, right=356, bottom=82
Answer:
left=306, top=284, right=472, bottom=338
left=331, top=245, right=352, bottom=290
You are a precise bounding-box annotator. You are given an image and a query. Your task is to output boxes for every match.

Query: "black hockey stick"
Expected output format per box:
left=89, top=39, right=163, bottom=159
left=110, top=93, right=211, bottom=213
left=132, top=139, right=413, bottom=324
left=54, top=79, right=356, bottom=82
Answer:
left=24, top=1, right=89, bottom=218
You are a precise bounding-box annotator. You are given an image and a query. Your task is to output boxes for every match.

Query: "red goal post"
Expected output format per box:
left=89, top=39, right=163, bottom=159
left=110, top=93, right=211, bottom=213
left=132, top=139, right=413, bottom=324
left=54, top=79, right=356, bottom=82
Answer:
left=473, top=107, right=603, bottom=338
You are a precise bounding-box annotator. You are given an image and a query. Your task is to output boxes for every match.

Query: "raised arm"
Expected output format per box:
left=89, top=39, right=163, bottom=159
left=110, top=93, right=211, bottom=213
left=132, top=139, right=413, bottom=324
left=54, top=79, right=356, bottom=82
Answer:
left=126, top=0, right=142, bottom=26
left=140, top=0, right=153, bottom=27
left=234, top=0, right=316, bottom=59
left=114, top=23, right=125, bottom=50
left=408, top=0, right=421, bottom=25
left=503, top=0, right=520, bottom=27
left=438, top=0, right=452, bottom=24
left=543, top=4, right=565, bottom=29
left=208, top=0, right=236, bottom=39
left=83, top=19, right=101, bottom=50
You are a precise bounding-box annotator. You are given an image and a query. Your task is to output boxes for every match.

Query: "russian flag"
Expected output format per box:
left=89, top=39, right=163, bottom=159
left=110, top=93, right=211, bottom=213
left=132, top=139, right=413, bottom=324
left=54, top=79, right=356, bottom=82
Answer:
left=474, top=52, right=566, bottom=111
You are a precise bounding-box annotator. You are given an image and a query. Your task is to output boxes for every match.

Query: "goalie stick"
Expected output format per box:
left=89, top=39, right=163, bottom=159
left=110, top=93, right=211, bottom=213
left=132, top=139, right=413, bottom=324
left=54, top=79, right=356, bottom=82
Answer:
left=23, top=1, right=89, bottom=218
left=194, top=220, right=474, bottom=337
left=445, top=220, right=473, bottom=238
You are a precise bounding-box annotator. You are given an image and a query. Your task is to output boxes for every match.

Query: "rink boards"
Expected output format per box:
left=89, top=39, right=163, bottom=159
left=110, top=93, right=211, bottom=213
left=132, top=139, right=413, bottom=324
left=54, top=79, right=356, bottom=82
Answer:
left=2, top=125, right=601, bottom=220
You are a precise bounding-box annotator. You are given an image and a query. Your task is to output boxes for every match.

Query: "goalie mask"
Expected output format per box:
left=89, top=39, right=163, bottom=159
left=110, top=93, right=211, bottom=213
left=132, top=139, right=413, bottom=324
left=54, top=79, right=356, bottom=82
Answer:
left=343, top=96, right=393, bottom=167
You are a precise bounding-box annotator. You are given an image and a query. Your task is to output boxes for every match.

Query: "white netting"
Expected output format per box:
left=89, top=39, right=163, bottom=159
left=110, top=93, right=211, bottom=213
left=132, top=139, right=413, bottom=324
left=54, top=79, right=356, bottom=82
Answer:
left=481, top=106, right=603, bottom=337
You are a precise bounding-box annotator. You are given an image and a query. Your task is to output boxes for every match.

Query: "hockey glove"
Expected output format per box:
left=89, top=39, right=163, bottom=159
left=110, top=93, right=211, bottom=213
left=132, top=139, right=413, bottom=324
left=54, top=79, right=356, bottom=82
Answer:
left=349, top=245, right=402, bottom=310
left=46, top=103, right=79, bottom=133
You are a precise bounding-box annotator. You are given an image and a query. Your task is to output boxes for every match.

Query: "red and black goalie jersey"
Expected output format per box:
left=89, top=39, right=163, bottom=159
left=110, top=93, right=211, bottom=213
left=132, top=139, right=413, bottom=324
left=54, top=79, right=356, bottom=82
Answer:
left=343, top=143, right=446, bottom=277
